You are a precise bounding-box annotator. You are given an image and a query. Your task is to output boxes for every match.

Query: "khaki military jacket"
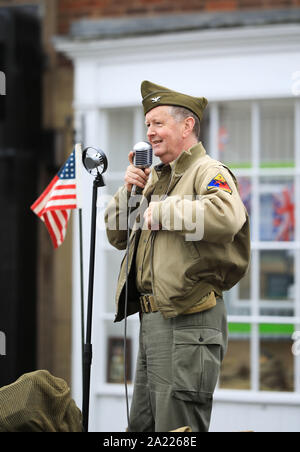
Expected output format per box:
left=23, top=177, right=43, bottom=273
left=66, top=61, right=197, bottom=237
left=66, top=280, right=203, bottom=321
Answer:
left=105, top=143, right=250, bottom=322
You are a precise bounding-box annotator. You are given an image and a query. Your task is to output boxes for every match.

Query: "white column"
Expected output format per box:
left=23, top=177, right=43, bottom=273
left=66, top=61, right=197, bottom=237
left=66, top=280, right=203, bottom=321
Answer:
left=250, top=101, right=261, bottom=392
left=209, top=103, right=219, bottom=160
left=294, top=99, right=300, bottom=392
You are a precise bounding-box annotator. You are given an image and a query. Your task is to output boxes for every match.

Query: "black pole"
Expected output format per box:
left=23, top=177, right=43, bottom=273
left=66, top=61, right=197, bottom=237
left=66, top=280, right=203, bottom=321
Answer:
left=82, top=172, right=105, bottom=433
left=79, top=208, right=85, bottom=388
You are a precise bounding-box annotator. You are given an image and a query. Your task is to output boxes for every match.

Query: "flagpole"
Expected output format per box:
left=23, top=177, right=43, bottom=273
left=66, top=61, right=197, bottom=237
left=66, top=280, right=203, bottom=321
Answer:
left=74, top=142, right=86, bottom=396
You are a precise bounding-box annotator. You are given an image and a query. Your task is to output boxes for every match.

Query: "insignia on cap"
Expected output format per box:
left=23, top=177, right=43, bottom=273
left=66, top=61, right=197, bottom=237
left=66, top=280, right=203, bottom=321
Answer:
left=207, top=173, right=232, bottom=194
left=151, top=96, right=161, bottom=103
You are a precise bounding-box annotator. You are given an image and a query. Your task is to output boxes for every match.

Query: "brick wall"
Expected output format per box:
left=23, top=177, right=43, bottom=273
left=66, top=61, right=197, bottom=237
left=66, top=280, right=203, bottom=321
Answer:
left=58, top=0, right=300, bottom=34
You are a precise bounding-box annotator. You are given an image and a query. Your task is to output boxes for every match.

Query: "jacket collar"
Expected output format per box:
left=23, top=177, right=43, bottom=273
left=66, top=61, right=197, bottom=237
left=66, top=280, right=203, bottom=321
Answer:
left=153, top=142, right=206, bottom=176
left=171, top=142, right=206, bottom=176
left=145, top=142, right=207, bottom=198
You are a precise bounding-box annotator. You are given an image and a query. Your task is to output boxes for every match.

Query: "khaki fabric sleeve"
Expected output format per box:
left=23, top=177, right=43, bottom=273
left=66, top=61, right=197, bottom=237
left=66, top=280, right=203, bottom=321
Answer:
left=150, top=166, right=246, bottom=243
left=104, top=185, right=130, bottom=250
left=150, top=195, right=205, bottom=241
left=198, top=166, right=247, bottom=243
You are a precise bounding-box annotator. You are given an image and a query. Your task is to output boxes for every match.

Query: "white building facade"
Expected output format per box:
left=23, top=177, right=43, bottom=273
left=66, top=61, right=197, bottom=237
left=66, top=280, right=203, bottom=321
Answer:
left=55, top=14, right=300, bottom=432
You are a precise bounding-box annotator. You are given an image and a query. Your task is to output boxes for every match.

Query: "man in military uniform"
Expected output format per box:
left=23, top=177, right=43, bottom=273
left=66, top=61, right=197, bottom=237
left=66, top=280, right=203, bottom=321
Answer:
left=105, top=81, right=250, bottom=432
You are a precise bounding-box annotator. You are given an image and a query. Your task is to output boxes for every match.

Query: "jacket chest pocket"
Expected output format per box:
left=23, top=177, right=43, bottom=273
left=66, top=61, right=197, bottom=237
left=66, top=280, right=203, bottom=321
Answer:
left=172, top=327, right=223, bottom=401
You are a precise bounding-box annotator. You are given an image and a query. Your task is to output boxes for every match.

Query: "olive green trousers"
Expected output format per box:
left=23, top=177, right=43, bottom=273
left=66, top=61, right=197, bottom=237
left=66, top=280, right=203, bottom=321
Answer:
left=128, top=300, right=228, bottom=432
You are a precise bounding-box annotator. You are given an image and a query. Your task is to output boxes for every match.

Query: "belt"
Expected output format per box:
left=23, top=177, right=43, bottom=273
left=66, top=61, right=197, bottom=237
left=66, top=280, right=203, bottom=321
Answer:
left=139, top=292, right=217, bottom=315
left=139, top=294, right=158, bottom=313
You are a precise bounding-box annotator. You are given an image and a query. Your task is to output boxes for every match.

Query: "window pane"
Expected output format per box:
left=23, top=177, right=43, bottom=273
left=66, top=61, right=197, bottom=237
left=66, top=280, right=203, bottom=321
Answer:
left=239, top=266, right=251, bottom=301
left=224, top=250, right=253, bottom=315
left=224, top=288, right=251, bottom=317
left=260, top=250, right=294, bottom=316
left=260, top=177, right=295, bottom=242
left=260, top=324, right=294, bottom=392
left=105, top=318, right=139, bottom=385
left=237, top=176, right=253, bottom=241
left=106, top=336, right=130, bottom=384
left=107, top=108, right=134, bottom=173
left=238, top=176, right=251, bottom=217
left=200, top=112, right=210, bottom=155
left=219, top=102, right=251, bottom=168
left=219, top=325, right=251, bottom=390
left=261, top=100, right=294, bottom=168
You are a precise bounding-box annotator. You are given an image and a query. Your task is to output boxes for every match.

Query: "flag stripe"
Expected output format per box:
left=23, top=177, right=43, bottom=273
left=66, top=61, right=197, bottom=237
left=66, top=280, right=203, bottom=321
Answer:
left=62, top=211, right=71, bottom=242
left=53, top=210, right=69, bottom=246
left=56, top=210, right=69, bottom=243
left=43, top=212, right=59, bottom=249
left=50, top=195, right=76, bottom=201
left=44, top=203, right=77, bottom=211
left=45, top=209, right=71, bottom=249
left=31, top=186, right=76, bottom=215
left=51, top=210, right=63, bottom=245
left=56, top=184, right=76, bottom=190
left=48, top=211, right=63, bottom=247
left=31, top=176, right=59, bottom=216
left=31, top=176, right=59, bottom=211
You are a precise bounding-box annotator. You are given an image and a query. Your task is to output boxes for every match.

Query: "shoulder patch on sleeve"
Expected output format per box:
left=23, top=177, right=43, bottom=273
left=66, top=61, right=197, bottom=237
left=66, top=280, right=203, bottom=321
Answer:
left=207, top=173, right=232, bottom=194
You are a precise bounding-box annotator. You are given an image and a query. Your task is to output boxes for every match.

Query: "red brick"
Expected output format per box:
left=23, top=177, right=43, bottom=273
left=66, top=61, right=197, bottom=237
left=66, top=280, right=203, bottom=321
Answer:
left=238, top=0, right=294, bottom=8
left=205, top=0, right=238, bottom=10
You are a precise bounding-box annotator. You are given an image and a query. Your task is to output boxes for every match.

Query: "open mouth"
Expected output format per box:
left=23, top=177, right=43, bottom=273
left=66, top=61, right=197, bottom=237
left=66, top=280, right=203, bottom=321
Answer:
left=152, top=140, right=163, bottom=147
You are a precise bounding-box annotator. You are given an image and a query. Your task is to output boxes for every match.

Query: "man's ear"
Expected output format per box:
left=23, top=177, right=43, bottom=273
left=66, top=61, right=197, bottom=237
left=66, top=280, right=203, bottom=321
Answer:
left=183, top=116, right=195, bottom=137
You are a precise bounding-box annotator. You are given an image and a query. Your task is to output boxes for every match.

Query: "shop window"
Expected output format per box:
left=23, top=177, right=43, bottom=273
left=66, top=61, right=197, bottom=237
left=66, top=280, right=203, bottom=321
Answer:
left=260, top=324, right=294, bottom=392
left=261, top=100, right=294, bottom=168
left=260, top=250, right=294, bottom=304
left=219, top=102, right=251, bottom=168
left=260, top=177, right=294, bottom=242
left=219, top=325, right=251, bottom=390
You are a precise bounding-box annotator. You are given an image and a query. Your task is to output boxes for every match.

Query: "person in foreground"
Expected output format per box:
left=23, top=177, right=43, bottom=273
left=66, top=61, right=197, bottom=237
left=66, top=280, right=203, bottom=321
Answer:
left=105, top=80, right=250, bottom=432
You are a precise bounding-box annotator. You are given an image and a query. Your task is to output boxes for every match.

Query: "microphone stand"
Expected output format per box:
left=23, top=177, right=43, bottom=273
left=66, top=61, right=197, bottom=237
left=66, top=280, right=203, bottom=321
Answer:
left=82, top=170, right=105, bottom=433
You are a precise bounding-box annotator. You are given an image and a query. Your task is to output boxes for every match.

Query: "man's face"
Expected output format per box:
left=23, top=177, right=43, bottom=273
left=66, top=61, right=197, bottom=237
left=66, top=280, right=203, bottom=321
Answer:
left=145, top=106, right=185, bottom=164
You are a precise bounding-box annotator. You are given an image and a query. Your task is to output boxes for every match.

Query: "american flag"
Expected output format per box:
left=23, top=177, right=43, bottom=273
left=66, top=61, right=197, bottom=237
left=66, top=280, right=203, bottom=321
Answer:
left=31, top=144, right=82, bottom=248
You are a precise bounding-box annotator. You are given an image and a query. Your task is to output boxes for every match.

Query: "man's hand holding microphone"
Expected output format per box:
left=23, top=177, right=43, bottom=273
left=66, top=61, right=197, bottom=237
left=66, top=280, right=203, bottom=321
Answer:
left=124, top=142, right=160, bottom=231
left=124, top=150, right=151, bottom=194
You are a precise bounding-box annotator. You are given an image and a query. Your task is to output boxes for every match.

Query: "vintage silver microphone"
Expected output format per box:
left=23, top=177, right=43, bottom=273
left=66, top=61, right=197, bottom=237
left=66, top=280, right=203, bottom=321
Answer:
left=131, top=141, right=153, bottom=196
left=82, top=147, right=108, bottom=176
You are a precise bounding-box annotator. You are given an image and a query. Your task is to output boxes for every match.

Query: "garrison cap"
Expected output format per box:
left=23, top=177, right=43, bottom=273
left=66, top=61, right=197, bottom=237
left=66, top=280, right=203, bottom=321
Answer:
left=141, top=80, right=208, bottom=121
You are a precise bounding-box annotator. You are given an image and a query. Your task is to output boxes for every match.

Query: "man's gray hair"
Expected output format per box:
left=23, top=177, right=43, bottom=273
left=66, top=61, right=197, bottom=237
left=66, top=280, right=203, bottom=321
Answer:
left=168, top=106, right=201, bottom=140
